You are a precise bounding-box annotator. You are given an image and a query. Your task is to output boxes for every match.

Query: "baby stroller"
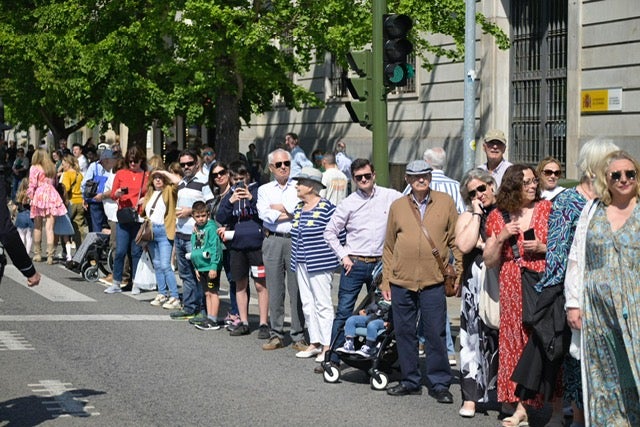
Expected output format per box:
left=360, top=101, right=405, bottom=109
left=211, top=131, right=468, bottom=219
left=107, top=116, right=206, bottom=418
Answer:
left=320, top=263, right=398, bottom=390
left=79, top=234, right=114, bottom=282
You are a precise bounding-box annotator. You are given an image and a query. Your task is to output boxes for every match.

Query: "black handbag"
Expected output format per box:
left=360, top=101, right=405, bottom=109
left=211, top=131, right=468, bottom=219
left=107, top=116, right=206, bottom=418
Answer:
left=521, top=268, right=542, bottom=327
left=116, top=171, right=145, bottom=224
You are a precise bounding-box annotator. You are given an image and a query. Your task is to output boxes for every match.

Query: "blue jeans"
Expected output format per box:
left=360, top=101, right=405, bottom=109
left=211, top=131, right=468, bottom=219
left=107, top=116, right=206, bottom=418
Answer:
left=87, top=203, right=107, bottom=233
left=147, top=224, right=179, bottom=299
left=345, top=315, right=384, bottom=343
left=113, top=222, right=143, bottom=285
left=330, top=260, right=377, bottom=363
left=175, top=237, right=203, bottom=315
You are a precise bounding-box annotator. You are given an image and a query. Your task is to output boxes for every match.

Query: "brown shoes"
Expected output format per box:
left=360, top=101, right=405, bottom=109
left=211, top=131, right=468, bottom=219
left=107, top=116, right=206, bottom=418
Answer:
left=291, top=339, right=309, bottom=352
left=262, top=337, right=284, bottom=351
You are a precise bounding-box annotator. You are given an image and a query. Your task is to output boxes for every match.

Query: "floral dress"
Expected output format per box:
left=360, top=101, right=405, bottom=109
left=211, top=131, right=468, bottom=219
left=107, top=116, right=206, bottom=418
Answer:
left=583, top=203, right=640, bottom=426
left=486, top=200, right=551, bottom=404
left=26, top=165, right=66, bottom=218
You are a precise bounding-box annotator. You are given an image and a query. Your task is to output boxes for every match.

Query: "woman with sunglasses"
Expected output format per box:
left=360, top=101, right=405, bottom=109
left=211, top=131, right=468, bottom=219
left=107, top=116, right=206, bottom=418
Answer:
left=565, top=150, right=640, bottom=425
left=484, top=164, right=552, bottom=426
left=536, top=157, right=565, bottom=201
left=454, top=168, right=499, bottom=418
left=105, top=146, right=149, bottom=294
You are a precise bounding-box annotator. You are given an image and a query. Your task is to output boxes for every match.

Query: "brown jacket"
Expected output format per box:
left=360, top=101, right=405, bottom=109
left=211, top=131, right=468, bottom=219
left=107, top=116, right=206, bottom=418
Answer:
left=380, top=192, right=462, bottom=292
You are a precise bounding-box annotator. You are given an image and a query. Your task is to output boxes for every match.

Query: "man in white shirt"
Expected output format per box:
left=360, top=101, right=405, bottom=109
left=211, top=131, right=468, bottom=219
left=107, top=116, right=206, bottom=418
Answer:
left=73, top=143, right=88, bottom=174
left=478, top=129, right=512, bottom=188
left=257, top=148, right=307, bottom=351
left=320, top=153, right=348, bottom=205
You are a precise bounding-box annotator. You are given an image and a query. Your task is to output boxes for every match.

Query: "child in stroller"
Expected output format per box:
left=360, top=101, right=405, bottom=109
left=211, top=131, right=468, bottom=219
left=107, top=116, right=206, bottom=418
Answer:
left=337, top=299, right=391, bottom=358
left=64, top=232, right=112, bottom=281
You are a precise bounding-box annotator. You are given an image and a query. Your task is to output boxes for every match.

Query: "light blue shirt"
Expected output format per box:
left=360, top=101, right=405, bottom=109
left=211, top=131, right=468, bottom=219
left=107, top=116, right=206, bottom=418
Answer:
left=290, top=146, right=312, bottom=178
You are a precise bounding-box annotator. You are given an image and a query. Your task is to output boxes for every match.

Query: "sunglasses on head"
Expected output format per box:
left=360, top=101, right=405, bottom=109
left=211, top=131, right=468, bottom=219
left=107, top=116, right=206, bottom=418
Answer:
left=273, top=160, right=291, bottom=169
left=211, top=169, right=227, bottom=179
left=354, top=173, right=373, bottom=182
left=468, top=184, right=487, bottom=199
left=179, top=160, right=196, bottom=168
left=609, top=170, right=637, bottom=181
left=542, top=169, right=561, bottom=177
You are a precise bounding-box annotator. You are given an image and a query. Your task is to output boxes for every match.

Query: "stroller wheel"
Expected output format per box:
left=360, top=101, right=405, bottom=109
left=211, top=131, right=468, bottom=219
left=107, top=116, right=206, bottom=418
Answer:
left=83, top=265, right=101, bottom=282
left=323, top=364, right=340, bottom=383
left=370, top=370, right=389, bottom=390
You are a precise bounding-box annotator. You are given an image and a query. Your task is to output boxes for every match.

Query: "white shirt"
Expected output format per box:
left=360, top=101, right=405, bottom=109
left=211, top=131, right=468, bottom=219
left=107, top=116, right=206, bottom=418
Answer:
left=146, top=190, right=167, bottom=225
left=320, top=167, right=348, bottom=206
left=102, top=170, right=118, bottom=222
left=257, top=179, right=299, bottom=233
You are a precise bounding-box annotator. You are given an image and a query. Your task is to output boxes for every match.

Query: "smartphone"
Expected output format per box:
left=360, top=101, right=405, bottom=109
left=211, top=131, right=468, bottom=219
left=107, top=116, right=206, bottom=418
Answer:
left=236, top=181, right=245, bottom=189
left=523, top=228, right=536, bottom=240
left=121, top=187, right=129, bottom=194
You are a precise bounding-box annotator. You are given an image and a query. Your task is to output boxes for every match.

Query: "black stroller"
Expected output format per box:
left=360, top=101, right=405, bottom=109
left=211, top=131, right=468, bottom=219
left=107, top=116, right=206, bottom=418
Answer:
left=79, top=234, right=113, bottom=282
left=320, top=263, right=398, bottom=390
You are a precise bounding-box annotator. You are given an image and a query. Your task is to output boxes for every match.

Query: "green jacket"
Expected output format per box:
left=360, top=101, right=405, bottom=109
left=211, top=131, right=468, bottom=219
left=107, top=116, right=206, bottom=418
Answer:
left=190, top=219, right=222, bottom=272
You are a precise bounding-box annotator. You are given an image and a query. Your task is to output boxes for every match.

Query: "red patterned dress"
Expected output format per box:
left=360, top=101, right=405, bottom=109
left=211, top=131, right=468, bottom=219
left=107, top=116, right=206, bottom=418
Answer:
left=485, top=200, right=551, bottom=404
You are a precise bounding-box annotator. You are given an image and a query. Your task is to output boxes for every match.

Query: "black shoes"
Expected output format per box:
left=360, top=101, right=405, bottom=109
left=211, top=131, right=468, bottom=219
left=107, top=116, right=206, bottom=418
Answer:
left=430, top=389, right=454, bottom=404
left=386, top=383, right=422, bottom=396
left=64, top=260, right=80, bottom=273
left=229, top=323, right=250, bottom=336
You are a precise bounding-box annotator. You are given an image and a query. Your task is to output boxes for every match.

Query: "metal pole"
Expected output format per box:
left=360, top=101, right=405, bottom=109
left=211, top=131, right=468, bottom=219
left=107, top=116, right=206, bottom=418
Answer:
left=372, top=0, right=389, bottom=186
left=463, top=0, right=477, bottom=173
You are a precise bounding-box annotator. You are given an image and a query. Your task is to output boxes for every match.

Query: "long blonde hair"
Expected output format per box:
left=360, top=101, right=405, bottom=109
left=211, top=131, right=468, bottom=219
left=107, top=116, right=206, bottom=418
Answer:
left=15, top=178, right=30, bottom=205
left=31, top=148, right=56, bottom=178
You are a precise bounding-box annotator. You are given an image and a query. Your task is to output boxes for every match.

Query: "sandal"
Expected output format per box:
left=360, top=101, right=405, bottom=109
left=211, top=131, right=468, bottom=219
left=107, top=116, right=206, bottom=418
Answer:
left=502, top=413, right=529, bottom=427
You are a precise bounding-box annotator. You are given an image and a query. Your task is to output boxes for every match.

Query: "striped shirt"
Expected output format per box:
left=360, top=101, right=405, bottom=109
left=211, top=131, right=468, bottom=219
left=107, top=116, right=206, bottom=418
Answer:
left=176, top=171, right=212, bottom=236
left=291, top=199, right=340, bottom=273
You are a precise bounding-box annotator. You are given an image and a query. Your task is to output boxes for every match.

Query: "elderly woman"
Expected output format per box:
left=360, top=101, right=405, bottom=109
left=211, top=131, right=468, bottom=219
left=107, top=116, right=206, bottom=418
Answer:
left=536, top=156, right=565, bottom=201
left=566, top=150, right=640, bottom=426
left=455, top=168, right=499, bottom=418
left=290, top=167, right=340, bottom=363
left=484, top=164, right=551, bottom=426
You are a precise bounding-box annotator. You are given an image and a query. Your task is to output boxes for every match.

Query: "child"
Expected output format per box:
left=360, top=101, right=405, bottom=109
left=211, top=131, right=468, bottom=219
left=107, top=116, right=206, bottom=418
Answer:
left=189, top=201, right=223, bottom=331
left=14, top=178, right=34, bottom=255
left=337, top=296, right=391, bottom=359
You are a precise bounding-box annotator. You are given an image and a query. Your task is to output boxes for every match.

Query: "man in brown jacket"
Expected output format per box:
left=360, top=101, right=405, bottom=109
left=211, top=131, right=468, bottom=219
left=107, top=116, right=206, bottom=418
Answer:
left=381, top=159, right=462, bottom=403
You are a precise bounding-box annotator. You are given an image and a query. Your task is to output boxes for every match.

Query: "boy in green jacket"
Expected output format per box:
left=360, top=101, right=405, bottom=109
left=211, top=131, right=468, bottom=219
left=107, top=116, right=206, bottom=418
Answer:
left=190, top=201, right=223, bottom=330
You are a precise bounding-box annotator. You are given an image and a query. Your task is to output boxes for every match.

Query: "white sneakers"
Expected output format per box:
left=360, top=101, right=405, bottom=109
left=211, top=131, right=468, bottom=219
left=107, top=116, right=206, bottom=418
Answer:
left=104, top=284, right=122, bottom=294
left=150, top=294, right=168, bottom=306
left=162, top=297, right=181, bottom=310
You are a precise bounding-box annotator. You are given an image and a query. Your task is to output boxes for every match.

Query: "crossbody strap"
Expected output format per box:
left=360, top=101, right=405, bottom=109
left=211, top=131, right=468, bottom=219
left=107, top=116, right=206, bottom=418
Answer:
left=148, top=191, right=162, bottom=216
left=405, top=196, right=448, bottom=278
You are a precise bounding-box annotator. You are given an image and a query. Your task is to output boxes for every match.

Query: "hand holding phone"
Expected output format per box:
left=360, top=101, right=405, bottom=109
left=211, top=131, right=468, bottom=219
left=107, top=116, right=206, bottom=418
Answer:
left=523, top=228, right=536, bottom=240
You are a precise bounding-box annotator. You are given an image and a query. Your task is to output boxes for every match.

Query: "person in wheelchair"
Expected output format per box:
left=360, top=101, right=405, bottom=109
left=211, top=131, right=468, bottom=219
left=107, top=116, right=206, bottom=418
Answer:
left=64, top=230, right=110, bottom=274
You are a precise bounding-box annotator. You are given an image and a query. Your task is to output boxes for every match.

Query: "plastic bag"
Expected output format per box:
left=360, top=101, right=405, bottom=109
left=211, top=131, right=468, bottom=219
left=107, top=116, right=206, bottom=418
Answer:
left=133, top=250, right=156, bottom=291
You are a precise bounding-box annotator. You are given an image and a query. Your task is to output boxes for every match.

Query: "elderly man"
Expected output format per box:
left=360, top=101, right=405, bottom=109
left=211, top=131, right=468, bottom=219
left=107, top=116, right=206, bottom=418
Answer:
left=381, top=160, right=462, bottom=403
left=284, top=132, right=312, bottom=178
left=319, top=158, right=402, bottom=373
left=257, top=148, right=307, bottom=350
left=478, top=129, right=512, bottom=187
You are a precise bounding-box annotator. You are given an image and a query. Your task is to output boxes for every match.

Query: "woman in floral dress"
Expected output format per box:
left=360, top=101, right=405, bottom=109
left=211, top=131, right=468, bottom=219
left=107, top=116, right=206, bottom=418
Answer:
left=484, top=164, right=551, bottom=426
left=27, top=149, right=67, bottom=264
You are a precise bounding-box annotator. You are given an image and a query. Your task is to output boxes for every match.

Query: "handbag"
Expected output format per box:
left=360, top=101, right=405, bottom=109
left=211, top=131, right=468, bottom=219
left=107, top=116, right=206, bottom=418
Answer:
left=133, top=249, right=156, bottom=291
left=478, top=264, right=501, bottom=329
left=521, top=267, right=542, bottom=327
left=406, top=197, right=457, bottom=297
left=116, top=171, right=146, bottom=224
left=84, top=163, right=108, bottom=200
left=135, top=192, right=162, bottom=246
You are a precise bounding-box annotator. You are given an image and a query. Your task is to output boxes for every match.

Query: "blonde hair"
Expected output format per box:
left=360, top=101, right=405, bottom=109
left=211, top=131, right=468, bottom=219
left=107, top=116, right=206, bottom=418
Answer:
left=15, top=178, right=30, bottom=205
left=148, top=154, right=165, bottom=172
left=594, top=150, right=640, bottom=205
left=577, top=139, right=619, bottom=181
left=62, top=154, right=80, bottom=172
left=31, top=148, right=56, bottom=178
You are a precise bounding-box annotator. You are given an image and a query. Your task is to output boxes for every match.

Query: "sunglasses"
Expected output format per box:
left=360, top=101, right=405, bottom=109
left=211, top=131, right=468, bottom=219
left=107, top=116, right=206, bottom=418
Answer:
left=211, top=169, right=227, bottom=179
left=272, top=161, right=291, bottom=169
left=179, top=161, right=196, bottom=168
left=203, top=151, right=214, bottom=156
left=129, top=159, right=140, bottom=164
left=523, top=178, right=539, bottom=186
left=354, top=173, right=373, bottom=182
left=468, top=184, right=487, bottom=199
left=609, top=170, right=637, bottom=181
left=542, top=169, right=561, bottom=177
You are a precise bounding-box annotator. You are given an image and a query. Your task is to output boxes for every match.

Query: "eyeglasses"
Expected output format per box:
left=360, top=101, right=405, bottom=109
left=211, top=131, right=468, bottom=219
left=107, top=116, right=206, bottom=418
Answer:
left=542, top=169, right=561, bottom=177
left=523, top=178, right=539, bottom=186
left=211, top=169, right=227, bottom=179
left=609, top=170, right=637, bottom=181
left=354, top=173, right=373, bottom=182
left=468, top=184, right=487, bottom=199
left=272, top=161, right=291, bottom=169
left=179, top=161, right=196, bottom=168
left=203, top=151, right=214, bottom=156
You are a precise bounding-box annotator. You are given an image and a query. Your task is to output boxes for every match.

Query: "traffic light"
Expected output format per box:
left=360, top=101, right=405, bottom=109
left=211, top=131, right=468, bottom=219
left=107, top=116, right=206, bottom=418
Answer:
left=382, top=14, right=414, bottom=87
left=345, top=50, right=374, bottom=129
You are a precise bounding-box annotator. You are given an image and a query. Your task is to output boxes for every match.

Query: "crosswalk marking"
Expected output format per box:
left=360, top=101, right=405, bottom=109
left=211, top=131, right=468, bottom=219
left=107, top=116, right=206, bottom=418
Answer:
left=29, top=380, right=100, bottom=418
left=4, top=265, right=95, bottom=302
left=0, top=314, right=170, bottom=321
left=0, top=330, right=34, bottom=350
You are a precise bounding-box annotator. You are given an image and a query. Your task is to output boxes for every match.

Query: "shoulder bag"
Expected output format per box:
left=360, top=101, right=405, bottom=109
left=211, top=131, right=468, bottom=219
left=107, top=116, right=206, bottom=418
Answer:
left=406, top=197, right=457, bottom=297
left=116, top=172, right=145, bottom=224
left=135, top=191, right=162, bottom=246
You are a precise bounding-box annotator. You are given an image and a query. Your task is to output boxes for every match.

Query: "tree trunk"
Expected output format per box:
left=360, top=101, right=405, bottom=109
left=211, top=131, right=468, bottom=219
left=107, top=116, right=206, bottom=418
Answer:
left=214, top=91, right=241, bottom=164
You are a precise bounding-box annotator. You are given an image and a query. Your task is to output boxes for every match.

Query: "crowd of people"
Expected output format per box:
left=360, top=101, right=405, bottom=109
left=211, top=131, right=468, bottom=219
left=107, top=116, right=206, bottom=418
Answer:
left=5, top=129, right=639, bottom=427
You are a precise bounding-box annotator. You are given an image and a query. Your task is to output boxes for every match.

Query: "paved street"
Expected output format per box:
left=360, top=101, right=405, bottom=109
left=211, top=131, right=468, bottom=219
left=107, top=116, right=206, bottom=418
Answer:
left=0, top=262, right=555, bottom=426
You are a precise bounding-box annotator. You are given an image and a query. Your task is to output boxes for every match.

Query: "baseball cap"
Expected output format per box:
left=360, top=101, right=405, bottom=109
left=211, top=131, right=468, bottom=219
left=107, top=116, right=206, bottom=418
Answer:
left=405, top=160, right=433, bottom=175
left=483, top=129, right=507, bottom=145
left=99, top=149, right=117, bottom=161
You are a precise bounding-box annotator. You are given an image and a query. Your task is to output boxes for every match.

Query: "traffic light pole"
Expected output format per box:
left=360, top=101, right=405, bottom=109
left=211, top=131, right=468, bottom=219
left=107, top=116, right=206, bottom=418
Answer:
left=372, top=0, right=389, bottom=186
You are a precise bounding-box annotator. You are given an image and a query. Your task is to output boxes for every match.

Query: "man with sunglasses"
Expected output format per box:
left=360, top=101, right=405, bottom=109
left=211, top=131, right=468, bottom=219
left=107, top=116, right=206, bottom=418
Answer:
left=284, top=132, right=312, bottom=178
left=200, top=146, right=217, bottom=176
left=320, top=158, right=402, bottom=373
left=478, top=129, right=512, bottom=187
left=170, top=149, right=213, bottom=322
left=257, top=148, right=307, bottom=350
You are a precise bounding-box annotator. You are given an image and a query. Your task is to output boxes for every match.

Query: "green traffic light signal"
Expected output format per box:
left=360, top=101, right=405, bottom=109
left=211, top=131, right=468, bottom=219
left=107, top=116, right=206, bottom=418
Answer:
left=383, top=14, right=413, bottom=88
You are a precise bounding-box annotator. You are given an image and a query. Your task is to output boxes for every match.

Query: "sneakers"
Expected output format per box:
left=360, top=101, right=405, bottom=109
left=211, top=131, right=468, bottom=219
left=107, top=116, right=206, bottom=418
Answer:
left=99, top=275, right=113, bottom=286
left=355, top=344, right=376, bottom=359
left=257, top=324, right=270, bottom=339
left=262, top=336, right=284, bottom=351
left=104, top=284, right=122, bottom=294
left=150, top=294, right=168, bottom=307
left=336, top=340, right=356, bottom=354
left=291, top=339, right=309, bottom=352
left=130, top=286, right=141, bottom=295
left=188, top=313, right=209, bottom=325
left=224, top=312, right=239, bottom=325
left=229, top=323, right=250, bottom=336
left=169, top=310, right=196, bottom=320
left=226, top=316, right=242, bottom=331
left=162, top=297, right=181, bottom=310
left=194, top=319, right=222, bottom=331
